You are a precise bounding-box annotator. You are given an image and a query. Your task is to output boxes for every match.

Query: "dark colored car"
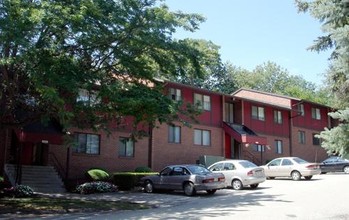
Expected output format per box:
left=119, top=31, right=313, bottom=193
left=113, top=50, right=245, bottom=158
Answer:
left=139, top=164, right=225, bottom=196
left=320, top=156, right=349, bottom=174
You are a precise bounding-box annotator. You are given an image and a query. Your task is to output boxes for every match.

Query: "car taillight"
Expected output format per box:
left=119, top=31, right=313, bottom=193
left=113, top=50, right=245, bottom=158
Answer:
left=306, top=164, right=319, bottom=169
left=218, top=177, right=225, bottom=182
left=247, top=170, right=253, bottom=176
left=202, top=178, right=214, bottom=183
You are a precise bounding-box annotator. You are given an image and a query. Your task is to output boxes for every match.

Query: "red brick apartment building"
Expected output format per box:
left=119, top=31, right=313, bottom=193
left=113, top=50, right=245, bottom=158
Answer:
left=0, top=81, right=336, bottom=180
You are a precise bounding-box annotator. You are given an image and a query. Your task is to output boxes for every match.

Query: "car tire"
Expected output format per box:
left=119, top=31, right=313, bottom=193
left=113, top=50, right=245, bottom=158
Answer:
left=291, top=171, right=301, bottom=181
left=304, top=175, right=313, bottom=180
left=267, top=177, right=275, bottom=180
left=183, top=182, right=196, bottom=196
left=144, top=180, right=154, bottom=193
left=206, top=189, right=217, bottom=195
left=232, top=179, right=243, bottom=190
left=250, top=184, right=259, bottom=189
left=343, top=166, right=349, bottom=174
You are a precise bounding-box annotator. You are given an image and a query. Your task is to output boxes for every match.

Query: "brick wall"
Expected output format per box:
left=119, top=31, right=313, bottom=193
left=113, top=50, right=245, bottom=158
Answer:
left=291, top=126, right=328, bottom=163
left=151, top=123, right=224, bottom=171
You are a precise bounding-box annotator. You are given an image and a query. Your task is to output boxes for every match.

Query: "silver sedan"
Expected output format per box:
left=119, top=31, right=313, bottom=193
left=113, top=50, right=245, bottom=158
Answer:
left=208, top=160, right=266, bottom=190
left=260, top=157, right=321, bottom=180
left=140, top=164, right=226, bottom=196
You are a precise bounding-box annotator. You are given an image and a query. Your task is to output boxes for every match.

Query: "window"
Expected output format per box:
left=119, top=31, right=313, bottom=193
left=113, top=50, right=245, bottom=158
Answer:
left=74, top=133, right=100, bottom=155
left=194, top=129, right=211, bottom=146
left=254, top=144, right=265, bottom=152
left=169, top=88, right=181, bottom=101
left=312, top=133, right=320, bottom=145
left=119, top=137, right=134, bottom=157
left=168, top=125, right=181, bottom=143
left=225, top=103, right=234, bottom=123
left=298, top=104, right=304, bottom=116
left=77, top=89, right=99, bottom=106
left=252, top=106, right=265, bottom=121
left=275, top=140, right=283, bottom=154
left=274, top=110, right=283, bottom=124
left=311, top=107, right=321, bottom=120
left=281, top=159, right=293, bottom=166
left=298, top=131, right=305, bottom=144
left=194, top=93, right=211, bottom=111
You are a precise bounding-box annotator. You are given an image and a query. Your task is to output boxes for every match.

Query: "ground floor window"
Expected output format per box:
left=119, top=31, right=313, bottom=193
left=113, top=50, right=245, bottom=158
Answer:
left=275, top=140, right=283, bottom=154
left=74, top=133, right=100, bottom=155
left=194, top=129, right=211, bottom=146
left=119, top=137, right=134, bottom=157
left=168, top=125, right=181, bottom=143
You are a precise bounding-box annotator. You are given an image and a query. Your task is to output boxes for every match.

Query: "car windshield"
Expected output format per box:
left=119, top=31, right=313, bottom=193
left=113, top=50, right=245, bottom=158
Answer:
left=187, top=165, right=211, bottom=175
left=293, top=157, right=308, bottom=164
left=239, top=161, right=257, bottom=168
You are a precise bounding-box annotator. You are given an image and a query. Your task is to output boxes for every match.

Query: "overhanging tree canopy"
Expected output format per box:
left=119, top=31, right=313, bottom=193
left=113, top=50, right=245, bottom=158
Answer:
left=296, top=0, right=349, bottom=157
left=0, top=0, right=221, bottom=135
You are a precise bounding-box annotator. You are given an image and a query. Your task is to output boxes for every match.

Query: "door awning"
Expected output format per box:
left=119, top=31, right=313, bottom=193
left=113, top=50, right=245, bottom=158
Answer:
left=223, top=122, right=267, bottom=145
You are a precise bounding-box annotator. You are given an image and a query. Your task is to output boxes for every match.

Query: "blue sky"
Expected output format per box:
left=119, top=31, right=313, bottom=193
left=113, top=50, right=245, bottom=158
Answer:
left=164, top=0, right=332, bottom=86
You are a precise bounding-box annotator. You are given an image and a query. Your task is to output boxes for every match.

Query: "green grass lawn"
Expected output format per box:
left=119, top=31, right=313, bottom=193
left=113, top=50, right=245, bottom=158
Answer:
left=0, top=195, right=150, bottom=217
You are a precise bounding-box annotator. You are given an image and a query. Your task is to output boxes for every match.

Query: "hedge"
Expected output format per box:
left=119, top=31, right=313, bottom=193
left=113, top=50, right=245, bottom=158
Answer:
left=111, top=172, right=158, bottom=190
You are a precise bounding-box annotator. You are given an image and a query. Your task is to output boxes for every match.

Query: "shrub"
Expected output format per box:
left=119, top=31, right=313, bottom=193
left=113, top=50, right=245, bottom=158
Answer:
left=86, top=168, right=110, bottom=181
left=4, top=185, right=34, bottom=197
left=135, top=166, right=152, bottom=172
left=75, top=181, right=118, bottom=194
left=111, top=172, right=158, bottom=190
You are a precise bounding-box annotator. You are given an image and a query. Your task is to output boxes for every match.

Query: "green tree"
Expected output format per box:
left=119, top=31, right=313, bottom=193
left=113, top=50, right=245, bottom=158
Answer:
left=0, top=0, right=214, bottom=136
left=296, top=0, right=349, bottom=157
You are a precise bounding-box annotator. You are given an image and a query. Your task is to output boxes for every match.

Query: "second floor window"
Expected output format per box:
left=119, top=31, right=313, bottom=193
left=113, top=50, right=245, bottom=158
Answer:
left=119, top=137, right=134, bottom=157
left=275, top=140, right=283, bottom=154
left=169, top=88, right=181, bottom=101
left=194, top=129, right=211, bottom=146
left=252, top=106, right=265, bottom=121
left=168, top=125, right=181, bottom=143
left=274, top=110, right=283, bottom=124
left=298, top=131, right=306, bottom=144
left=77, top=89, right=99, bottom=106
left=74, top=133, right=100, bottom=155
left=194, top=93, right=211, bottom=111
left=298, top=104, right=305, bottom=116
left=311, top=108, right=321, bottom=120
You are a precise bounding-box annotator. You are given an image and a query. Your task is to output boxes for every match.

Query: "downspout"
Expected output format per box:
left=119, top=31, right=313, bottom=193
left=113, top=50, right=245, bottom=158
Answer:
left=289, top=111, right=293, bottom=157
left=222, top=95, right=225, bottom=157
left=148, top=123, right=153, bottom=169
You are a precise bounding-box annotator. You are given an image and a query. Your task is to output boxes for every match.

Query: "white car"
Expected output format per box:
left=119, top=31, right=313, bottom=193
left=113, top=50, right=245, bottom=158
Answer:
left=260, top=157, right=321, bottom=180
left=208, top=160, right=266, bottom=190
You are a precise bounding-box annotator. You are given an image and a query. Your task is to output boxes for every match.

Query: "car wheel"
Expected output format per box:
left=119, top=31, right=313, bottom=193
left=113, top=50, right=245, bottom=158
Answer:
left=232, top=179, right=243, bottom=190
left=144, top=180, right=154, bottom=193
left=343, top=166, right=349, bottom=174
left=321, top=172, right=327, bottom=174
left=291, top=171, right=301, bottom=181
left=206, top=189, right=217, bottom=195
left=183, top=182, right=196, bottom=196
left=267, top=177, right=275, bottom=180
left=304, top=175, right=313, bottom=180
left=250, top=184, right=259, bottom=189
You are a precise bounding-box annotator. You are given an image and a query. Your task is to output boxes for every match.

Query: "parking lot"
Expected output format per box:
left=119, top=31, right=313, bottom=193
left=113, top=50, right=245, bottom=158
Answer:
left=49, top=173, right=349, bottom=220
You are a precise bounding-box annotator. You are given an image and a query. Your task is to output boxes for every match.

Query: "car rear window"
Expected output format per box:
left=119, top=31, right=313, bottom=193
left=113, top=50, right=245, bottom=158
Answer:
left=187, top=165, right=211, bottom=175
left=293, top=157, right=308, bottom=164
left=239, top=161, right=257, bottom=168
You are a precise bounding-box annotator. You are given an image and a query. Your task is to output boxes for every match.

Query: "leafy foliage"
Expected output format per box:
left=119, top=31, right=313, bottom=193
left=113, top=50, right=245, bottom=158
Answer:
left=134, top=166, right=153, bottom=172
left=75, top=181, right=118, bottom=194
left=296, top=0, right=349, bottom=156
left=86, top=169, right=110, bottom=181
left=0, top=0, right=212, bottom=135
left=4, top=185, right=34, bottom=198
